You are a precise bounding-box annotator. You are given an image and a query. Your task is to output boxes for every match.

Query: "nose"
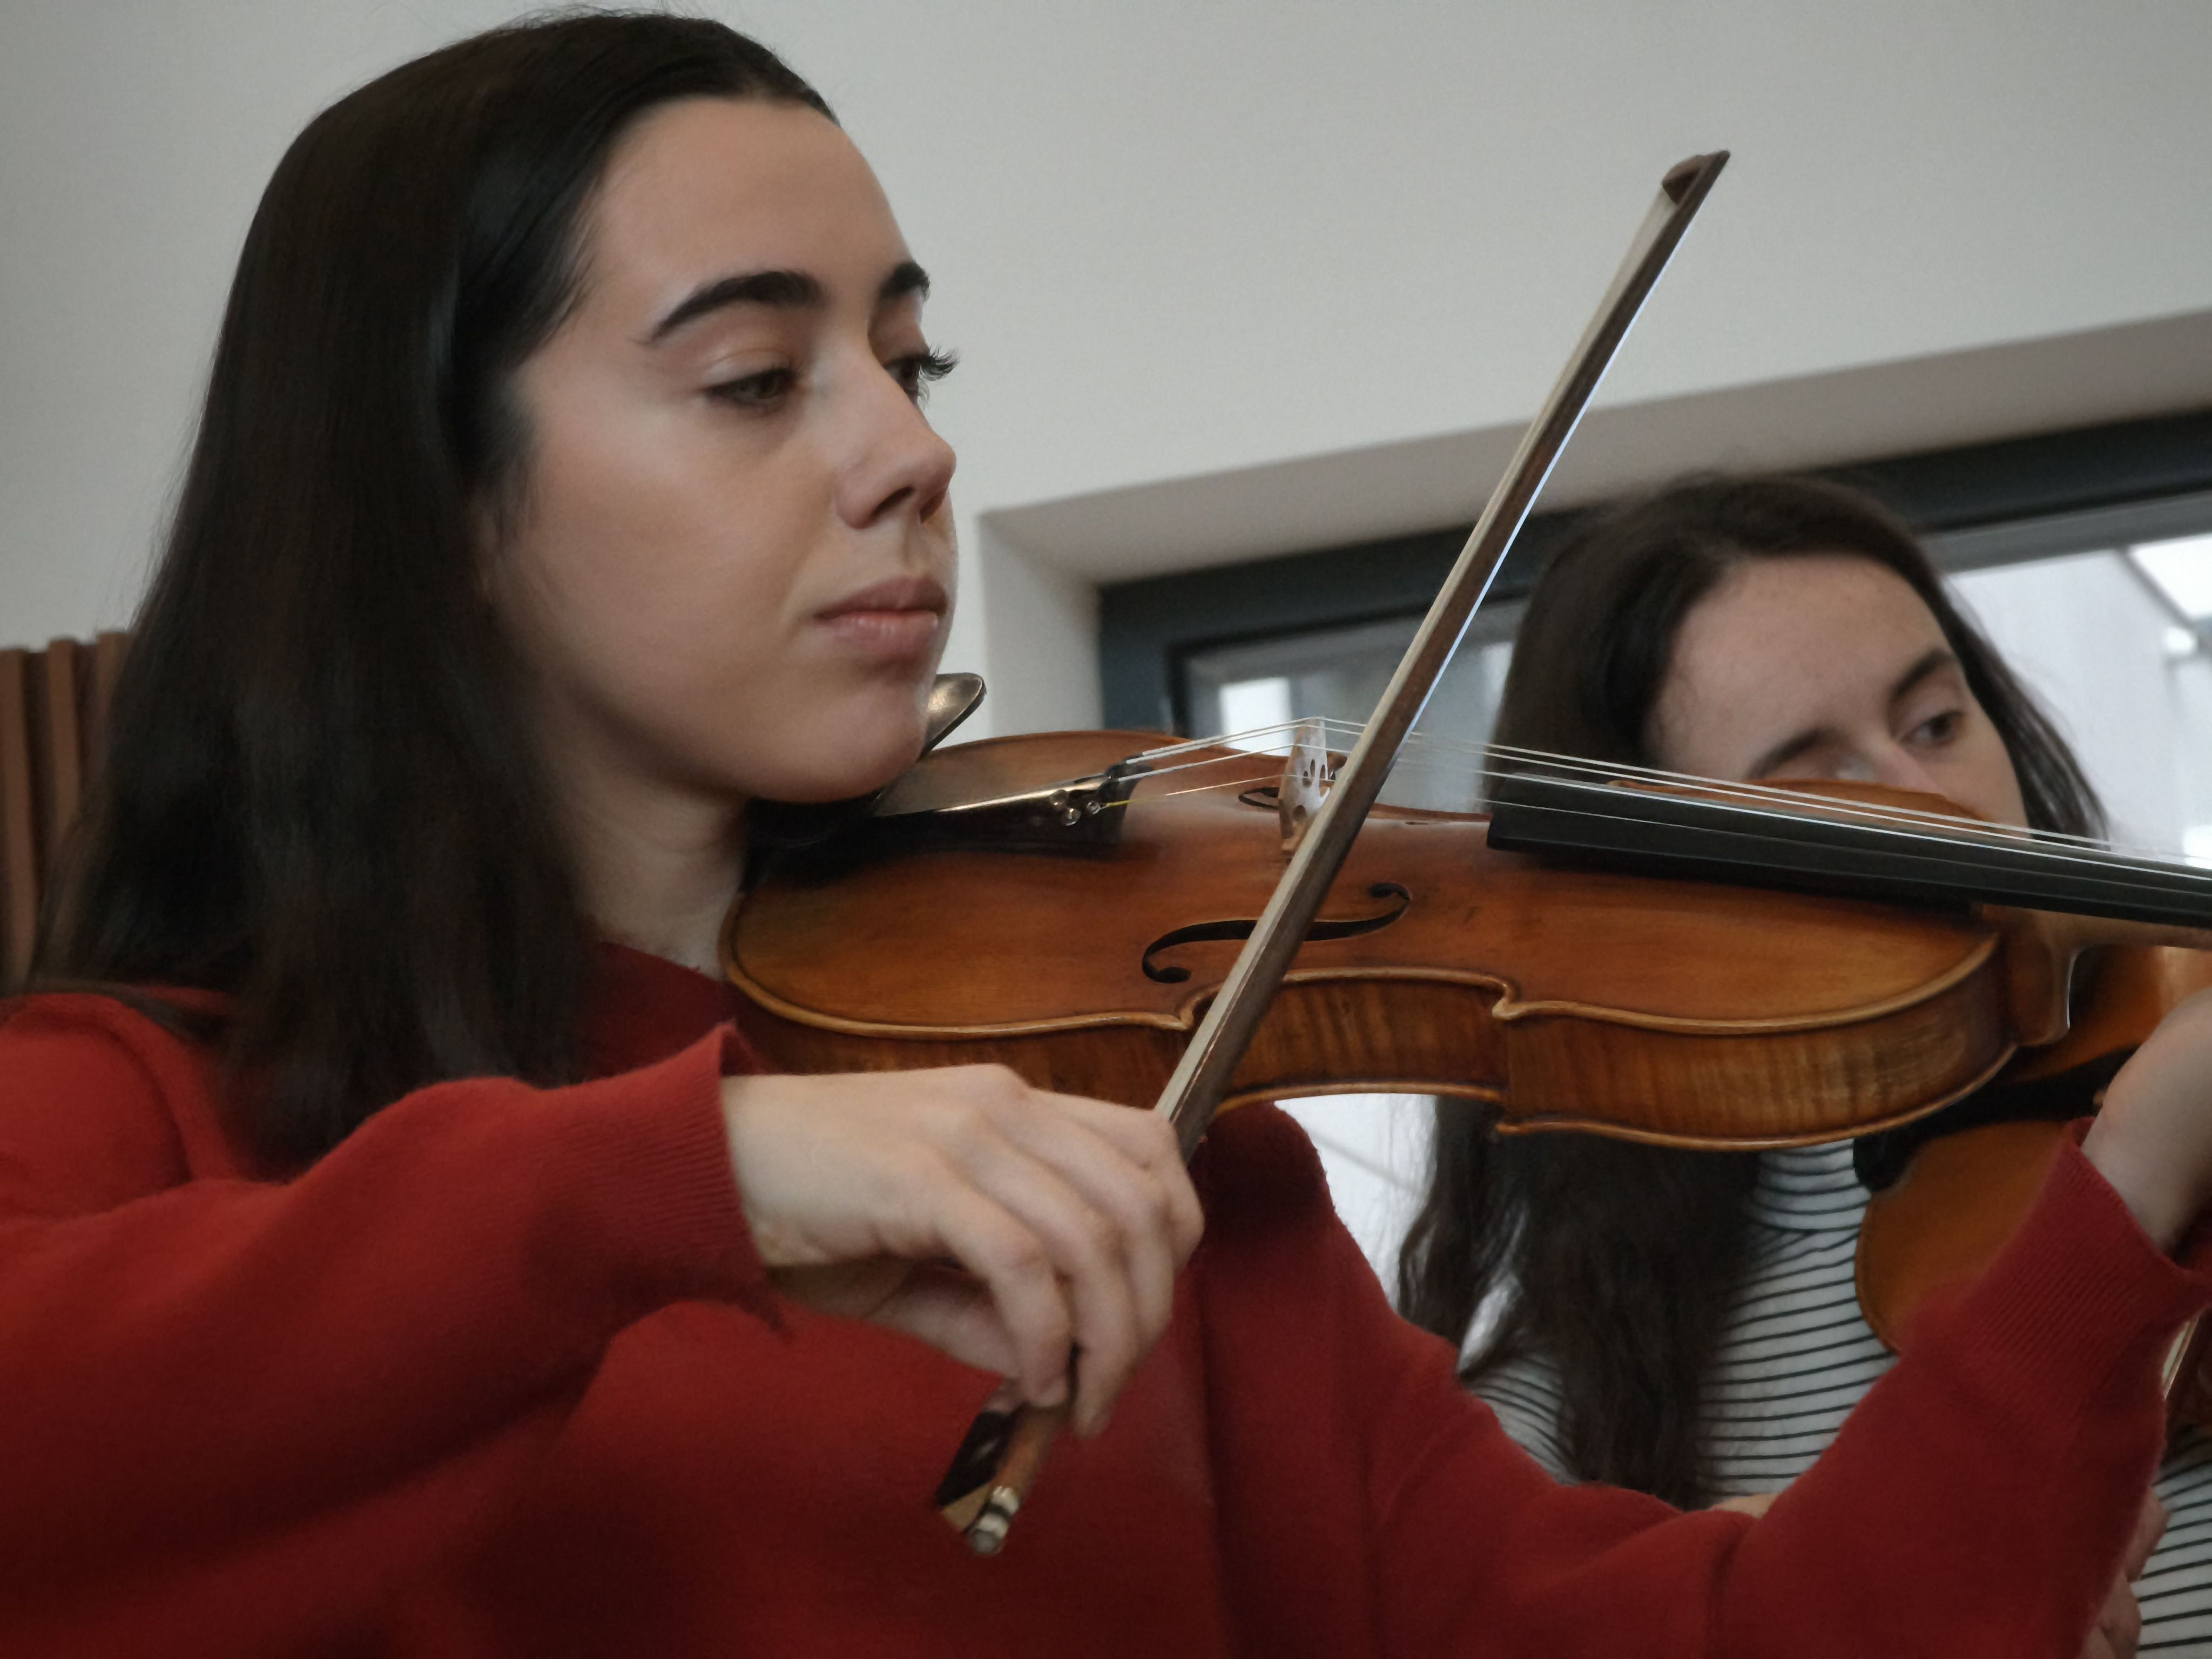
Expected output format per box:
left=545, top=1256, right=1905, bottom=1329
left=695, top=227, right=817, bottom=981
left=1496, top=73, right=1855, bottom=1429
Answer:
left=832, top=357, right=957, bottom=532
left=1865, top=741, right=1947, bottom=801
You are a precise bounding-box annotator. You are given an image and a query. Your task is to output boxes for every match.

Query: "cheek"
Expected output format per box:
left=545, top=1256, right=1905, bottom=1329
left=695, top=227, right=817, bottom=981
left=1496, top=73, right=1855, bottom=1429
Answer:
left=496, top=423, right=933, bottom=803
left=519, top=466, right=795, bottom=702
left=498, top=416, right=817, bottom=757
left=1951, top=724, right=2032, bottom=827
left=531, top=400, right=802, bottom=627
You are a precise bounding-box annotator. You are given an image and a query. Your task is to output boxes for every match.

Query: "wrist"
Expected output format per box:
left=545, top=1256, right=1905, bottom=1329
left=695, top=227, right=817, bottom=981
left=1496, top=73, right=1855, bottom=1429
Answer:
left=718, top=1075, right=794, bottom=1269
left=2082, top=1115, right=2196, bottom=1255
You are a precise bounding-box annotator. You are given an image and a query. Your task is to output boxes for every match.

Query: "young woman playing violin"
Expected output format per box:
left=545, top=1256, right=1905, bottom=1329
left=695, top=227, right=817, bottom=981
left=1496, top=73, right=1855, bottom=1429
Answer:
left=1400, top=474, right=2212, bottom=1654
left=3, top=14, right=2210, bottom=1655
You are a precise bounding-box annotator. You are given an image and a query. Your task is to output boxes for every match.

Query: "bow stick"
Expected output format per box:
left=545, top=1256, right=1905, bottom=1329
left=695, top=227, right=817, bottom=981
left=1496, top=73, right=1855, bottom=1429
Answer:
left=934, top=148, right=1731, bottom=1554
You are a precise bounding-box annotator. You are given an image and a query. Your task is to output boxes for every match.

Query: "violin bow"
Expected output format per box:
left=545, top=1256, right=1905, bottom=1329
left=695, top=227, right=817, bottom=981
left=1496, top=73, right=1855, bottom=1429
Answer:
left=935, top=149, right=1732, bottom=1554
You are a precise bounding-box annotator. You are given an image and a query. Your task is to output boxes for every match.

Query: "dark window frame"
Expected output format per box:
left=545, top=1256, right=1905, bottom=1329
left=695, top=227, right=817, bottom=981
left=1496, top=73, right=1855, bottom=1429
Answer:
left=1098, top=408, right=2212, bottom=733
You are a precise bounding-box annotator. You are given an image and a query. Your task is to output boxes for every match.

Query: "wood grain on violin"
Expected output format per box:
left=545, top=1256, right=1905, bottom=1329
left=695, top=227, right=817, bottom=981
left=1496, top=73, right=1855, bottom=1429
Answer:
left=726, top=730, right=2025, bottom=1149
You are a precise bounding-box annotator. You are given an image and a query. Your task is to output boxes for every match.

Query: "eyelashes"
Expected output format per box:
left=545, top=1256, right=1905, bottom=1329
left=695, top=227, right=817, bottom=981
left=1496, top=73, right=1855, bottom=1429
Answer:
left=705, top=346, right=958, bottom=411
left=893, top=346, right=959, bottom=403
left=1908, top=709, right=1964, bottom=745
left=705, top=367, right=798, bottom=409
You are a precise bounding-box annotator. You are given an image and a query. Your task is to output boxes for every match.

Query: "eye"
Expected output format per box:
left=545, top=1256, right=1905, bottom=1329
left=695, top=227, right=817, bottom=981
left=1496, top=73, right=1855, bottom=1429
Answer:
left=705, top=366, right=798, bottom=410
left=888, top=346, right=958, bottom=404
left=1908, top=709, right=1964, bottom=747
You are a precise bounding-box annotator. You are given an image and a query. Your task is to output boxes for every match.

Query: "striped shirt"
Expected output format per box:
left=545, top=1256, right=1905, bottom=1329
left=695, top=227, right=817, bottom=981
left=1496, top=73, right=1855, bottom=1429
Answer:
left=1473, top=1141, right=2212, bottom=1653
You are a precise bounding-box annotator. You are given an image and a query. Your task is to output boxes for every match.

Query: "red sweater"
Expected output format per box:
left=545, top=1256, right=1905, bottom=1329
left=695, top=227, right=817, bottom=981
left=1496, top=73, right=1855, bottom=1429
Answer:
left=0, top=948, right=2203, bottom=1656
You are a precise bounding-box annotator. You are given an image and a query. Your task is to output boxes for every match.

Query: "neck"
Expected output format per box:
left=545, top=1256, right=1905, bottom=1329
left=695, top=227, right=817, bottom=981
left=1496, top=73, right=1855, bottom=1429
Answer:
left=538, top=729, right=748, bottom=977
left=571, top=790, right=747, bottom=976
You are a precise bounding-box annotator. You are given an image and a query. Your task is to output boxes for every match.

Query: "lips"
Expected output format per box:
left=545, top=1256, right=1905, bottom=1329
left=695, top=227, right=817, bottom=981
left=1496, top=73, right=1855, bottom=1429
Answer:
left=815, top=576, right=949, bottom=659
left=818, top=576, right=949, bottom=622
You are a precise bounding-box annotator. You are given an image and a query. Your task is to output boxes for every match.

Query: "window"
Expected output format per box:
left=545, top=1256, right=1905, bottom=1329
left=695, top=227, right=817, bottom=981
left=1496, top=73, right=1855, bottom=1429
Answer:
left=1947, top=522, right=2212, bottom=861
left=1181, top=604, right=1521, bottom=813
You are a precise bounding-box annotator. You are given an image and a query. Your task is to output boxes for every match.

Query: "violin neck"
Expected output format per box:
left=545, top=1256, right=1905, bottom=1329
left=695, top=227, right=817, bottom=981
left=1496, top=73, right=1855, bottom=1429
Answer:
left=1485, top=773, right=2212, bottom=931
left=1988, top=907, right=2212, bottom=1050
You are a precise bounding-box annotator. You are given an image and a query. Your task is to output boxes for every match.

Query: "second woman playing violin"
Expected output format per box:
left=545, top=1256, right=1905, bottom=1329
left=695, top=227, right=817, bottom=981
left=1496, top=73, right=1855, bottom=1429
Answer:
left=1398, top=473, right=2212, bottom=1653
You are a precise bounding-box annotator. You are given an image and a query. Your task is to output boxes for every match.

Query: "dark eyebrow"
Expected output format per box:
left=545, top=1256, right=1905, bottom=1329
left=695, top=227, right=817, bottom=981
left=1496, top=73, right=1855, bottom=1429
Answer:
left=879, top=259, right=930, bottom=305
left=1886, top=646, right=1958, bottom=708
left=648, top=269, right=823, bottom=341
left=1746, top=724, right=1830, bottom=781
left=1745, top=647, right=1960, bottom=778
left=647, top=260, right=931, bottom=342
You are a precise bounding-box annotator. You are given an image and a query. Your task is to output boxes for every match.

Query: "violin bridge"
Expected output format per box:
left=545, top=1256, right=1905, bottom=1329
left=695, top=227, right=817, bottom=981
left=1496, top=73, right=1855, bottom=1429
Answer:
left=1277, top=719, right=1331, bottom=853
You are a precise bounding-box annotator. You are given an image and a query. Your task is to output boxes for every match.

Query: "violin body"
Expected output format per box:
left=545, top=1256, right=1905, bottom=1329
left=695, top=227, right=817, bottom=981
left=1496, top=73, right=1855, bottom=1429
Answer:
left=1856, top=943, right=2212, bottom=1427
left=726, top=730, right=2030, bottom=1148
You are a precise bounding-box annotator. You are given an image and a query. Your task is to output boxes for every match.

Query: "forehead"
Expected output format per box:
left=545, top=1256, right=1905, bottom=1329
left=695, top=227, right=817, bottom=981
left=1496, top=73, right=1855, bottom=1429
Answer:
left=1677, top=554, right=1945, bottom=677
left=1665, top=554, right=1949, bottom=723
left=577, top=97, right=905, bottom=307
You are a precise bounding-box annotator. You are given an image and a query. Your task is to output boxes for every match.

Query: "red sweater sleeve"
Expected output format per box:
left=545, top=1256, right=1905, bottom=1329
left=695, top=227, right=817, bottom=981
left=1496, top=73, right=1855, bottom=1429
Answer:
left=0, top=995, right=772, bottom=1640
left=1195, top=1104, right=2210, bottom=1658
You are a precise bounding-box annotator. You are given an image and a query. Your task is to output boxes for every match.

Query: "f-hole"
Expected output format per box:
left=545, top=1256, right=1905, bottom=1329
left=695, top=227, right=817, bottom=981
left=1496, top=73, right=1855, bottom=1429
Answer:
left=1141, top=882, right=1412, bottom=984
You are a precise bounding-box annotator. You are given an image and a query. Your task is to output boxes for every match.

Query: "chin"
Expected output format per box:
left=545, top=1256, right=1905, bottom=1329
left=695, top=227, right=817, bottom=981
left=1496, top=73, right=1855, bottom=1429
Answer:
left=754, top=697, right=930, bottom=804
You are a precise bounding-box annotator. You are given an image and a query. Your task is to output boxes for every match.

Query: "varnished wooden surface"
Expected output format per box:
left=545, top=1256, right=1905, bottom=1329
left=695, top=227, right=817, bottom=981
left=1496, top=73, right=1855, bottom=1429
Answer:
left=0, top=631, right=130, bottom=984
left=1855, top=943, right=2212, bottom=1425
left=729, top=730, right=2024, bottom=1147
left=33, top=639, right=84, bottom=858
left=1857, top=1118, right=2068, bottom=1354
left=0, top=651, right=36, bottom=982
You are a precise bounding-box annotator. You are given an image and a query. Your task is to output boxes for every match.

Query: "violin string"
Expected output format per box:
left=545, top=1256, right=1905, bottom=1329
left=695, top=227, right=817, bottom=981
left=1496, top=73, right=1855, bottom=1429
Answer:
left=975, top=719, right=2212, bottom=905
left=1509, top=776, right=2210, bottom=898
left=1139, top=721, right=2196, bottom=872
left=1121, top=725, right=2012, bottom=846
left=1481, top=743, right=2135, bottom=856
left=1376, top=732, right=2132, bottom=855
left=1504, top=783, right=2212, bottom=915
left=1474, top=765, right=2210, bottom=892
left=1480, top=762, right=2172, bottom=876
left=1124, top=725, right=2035, bottom=847
left=1181, top=720, right=2127, bottom=854
left=1144, top=771, right=1299, bottom=802
left=1474, top=754, right=2208, bottom=886
left=1103, top=723, right=2212, bottom=895
left=1130, top=723, right=2004, bottom=838
left=1119, top=777, right=2211, bottom=920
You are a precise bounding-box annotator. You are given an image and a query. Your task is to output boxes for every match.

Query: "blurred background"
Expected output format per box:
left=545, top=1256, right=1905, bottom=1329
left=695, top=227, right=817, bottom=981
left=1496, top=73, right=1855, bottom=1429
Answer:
left=4, top=0, right=2207, bottom=1274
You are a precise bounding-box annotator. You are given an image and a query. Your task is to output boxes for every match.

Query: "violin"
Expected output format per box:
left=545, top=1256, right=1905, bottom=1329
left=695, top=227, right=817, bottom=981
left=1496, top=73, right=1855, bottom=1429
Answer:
left=727, top=723, right=2212, bottom=1425
left=729, top=728, right=2198, bottom=1145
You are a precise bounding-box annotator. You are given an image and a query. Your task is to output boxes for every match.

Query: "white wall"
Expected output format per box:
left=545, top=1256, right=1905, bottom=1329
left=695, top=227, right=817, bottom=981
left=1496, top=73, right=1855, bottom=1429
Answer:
left=4, top=1, right=2211, bottom=733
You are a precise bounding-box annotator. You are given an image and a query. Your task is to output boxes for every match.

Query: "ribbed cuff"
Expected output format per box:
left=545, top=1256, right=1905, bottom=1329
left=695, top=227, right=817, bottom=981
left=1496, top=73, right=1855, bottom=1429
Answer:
left=1965, top=1135, right=2211, bottom=1401
left=550, top=1026, right=775, bottom=1320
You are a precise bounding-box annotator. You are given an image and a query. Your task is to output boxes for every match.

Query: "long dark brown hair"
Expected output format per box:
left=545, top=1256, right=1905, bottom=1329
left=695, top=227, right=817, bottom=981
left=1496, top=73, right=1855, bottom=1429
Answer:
left=30, top=14, right=831, bottom=1167
left=1395, top=473, right=2104, bottom=1506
